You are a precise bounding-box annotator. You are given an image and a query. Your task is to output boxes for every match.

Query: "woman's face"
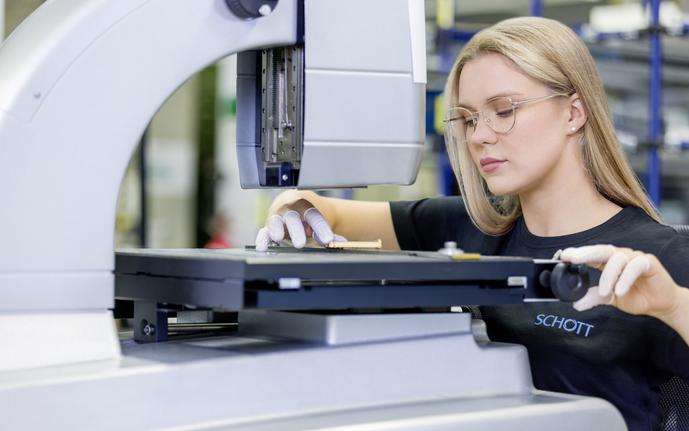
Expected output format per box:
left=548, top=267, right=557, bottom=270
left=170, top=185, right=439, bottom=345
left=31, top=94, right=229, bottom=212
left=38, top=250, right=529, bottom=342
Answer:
left=456, top=53, right=572, bottom=196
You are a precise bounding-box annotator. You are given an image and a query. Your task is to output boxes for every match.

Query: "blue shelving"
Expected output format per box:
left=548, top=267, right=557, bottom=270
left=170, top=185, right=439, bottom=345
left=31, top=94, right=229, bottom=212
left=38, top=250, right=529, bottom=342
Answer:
left=648, top=0, right=663, bottom=205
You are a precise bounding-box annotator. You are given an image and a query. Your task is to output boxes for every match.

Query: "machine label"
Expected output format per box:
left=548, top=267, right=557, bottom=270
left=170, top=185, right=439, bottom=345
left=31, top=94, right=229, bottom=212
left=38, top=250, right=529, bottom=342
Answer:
left=534, top=314, right=595, bottom=337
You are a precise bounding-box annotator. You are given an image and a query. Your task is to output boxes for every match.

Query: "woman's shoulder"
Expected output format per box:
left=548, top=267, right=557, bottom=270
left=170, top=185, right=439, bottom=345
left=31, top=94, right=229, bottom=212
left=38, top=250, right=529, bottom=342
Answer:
left=598, top=205, right=669, bottom=237
left=616, top=206, right=685, bottom=247
left=612, top=206, right=689, bottom=283
left=389, top=196, right=487, bottom=251
left=653, top=229, right=689, bottom=285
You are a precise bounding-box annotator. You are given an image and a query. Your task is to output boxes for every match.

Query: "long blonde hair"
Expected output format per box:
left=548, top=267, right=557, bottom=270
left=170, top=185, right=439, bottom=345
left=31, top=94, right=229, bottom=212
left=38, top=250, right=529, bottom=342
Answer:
left=444, top=16, right=661, bottom=235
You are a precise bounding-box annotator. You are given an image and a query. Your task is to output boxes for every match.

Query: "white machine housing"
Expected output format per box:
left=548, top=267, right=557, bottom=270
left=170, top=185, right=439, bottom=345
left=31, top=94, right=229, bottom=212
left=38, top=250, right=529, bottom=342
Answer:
left=0, top=3, right=627, bottom=430
left=0, top=0, right=425, bottom=371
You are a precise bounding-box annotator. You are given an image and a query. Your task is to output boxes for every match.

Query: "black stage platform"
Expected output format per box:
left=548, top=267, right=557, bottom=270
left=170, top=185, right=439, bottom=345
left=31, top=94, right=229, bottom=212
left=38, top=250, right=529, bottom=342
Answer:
left=115, top=247, right=592, bottom=311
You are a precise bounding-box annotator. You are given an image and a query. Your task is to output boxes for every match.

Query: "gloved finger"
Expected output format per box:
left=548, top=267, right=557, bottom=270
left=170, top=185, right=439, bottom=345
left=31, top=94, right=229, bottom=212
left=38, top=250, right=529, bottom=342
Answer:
left=266, top=214, right=285, bottom=242
left=614, top=254, right=651, bottom=296
left=598, top=251, right=629, bottom=296
left=332, top=234, right=348, bottom=243
left=560, top=245, right=617, bottom=264
left=312, top=229, right=328, bottom=245
left=304, top=222, right=313, bottom=239
left=573, top=286, right=612, bottom=312
left=282, top=210, right=307, bottom=248
left=304, top=208, right=334, bottom=245
left=255, top=227, right=271, bottom=252
left=552, top=249, right=563, bottom=260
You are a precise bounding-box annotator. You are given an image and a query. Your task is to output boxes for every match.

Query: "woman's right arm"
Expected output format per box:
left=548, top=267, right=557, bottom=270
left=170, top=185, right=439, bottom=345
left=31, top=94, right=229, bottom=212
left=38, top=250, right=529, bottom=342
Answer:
left=255, top=190, right=401, bottom=251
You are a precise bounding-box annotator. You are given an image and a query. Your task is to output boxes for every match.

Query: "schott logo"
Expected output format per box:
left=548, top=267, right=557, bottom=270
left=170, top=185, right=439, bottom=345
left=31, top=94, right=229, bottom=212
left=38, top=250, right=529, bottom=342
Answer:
left=534, top=314, right=595, bottom=337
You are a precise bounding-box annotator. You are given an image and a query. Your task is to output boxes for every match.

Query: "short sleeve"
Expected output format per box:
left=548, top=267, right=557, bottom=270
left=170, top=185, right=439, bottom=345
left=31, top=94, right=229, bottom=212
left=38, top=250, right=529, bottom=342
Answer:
left=665, top=331, right=689, bottom=379
left=658, top=234, right=689, bottom=289
left=652, top=234, right=689, bottom=378
left=389, top=196, right=485, bottom=252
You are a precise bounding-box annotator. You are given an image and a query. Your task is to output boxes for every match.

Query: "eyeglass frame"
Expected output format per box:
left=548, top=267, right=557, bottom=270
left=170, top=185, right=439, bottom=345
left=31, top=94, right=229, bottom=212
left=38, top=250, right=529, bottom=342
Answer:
left=443, top=92, right=571, bottom=142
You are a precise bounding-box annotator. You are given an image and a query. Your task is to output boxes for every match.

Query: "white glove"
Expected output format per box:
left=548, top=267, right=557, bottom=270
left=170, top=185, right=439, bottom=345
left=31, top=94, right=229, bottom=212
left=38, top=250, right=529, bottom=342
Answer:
left=559, top=245, right=661, bottom=313
left=255, top=207, right=345, bottom=252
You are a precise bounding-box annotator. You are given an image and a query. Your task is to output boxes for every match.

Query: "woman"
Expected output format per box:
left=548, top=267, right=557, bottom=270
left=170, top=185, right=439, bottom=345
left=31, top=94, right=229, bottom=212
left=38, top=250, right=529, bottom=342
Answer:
left=255, top=17, right=689, bottom=430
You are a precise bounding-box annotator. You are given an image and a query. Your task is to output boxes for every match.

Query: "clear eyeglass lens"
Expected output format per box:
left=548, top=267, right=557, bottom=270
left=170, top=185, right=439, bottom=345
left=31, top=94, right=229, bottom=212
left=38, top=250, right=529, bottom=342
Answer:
left=447, top=108, right=473, bottom=143
left=445, top=97, right=517, bottom=143
left=485, top=97, right=516, bottom=134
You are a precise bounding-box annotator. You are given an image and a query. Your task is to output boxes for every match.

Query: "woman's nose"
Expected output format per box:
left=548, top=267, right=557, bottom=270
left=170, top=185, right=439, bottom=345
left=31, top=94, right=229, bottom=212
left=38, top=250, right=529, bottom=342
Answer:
left=469, top=116, right=498, bottom=146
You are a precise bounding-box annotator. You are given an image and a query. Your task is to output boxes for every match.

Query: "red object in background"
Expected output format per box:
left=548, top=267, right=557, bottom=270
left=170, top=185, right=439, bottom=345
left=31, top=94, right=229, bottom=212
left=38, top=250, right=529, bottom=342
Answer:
left=204, top=213, right=233, bottom=249
left=205, top=233, right=231, bottom=249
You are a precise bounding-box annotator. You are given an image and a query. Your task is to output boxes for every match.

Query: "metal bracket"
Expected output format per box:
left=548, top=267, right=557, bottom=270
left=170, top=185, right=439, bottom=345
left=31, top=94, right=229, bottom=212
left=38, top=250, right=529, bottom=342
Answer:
left=133, top=301, right=169, bottom=343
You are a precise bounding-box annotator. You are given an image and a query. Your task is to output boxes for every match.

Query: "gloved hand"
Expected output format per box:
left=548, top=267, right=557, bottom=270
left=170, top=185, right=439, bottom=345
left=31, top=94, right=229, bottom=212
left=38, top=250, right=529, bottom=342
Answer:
left=560, top=245, right=681, bottom=317
left=255, top=190, right=346, bottom=252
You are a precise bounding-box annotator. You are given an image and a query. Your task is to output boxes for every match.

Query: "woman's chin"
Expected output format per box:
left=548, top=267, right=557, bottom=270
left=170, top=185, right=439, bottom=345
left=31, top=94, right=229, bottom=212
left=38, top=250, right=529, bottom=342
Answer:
left=485, top=179, right=520, bottom=196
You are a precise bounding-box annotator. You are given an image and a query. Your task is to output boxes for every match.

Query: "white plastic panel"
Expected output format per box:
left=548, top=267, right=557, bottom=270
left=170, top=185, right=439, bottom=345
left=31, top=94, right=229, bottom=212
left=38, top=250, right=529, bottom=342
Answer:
left=1, top=273, right=113, bottom=310
left=0, top=310, right=120, bottom=371
left=304, top=0, right=412, bottom=73
left=0, top=0, right=150, bottom=122
left=304, top=71, right=424, bottom=143
left=408, top=0, right=427, bottom=83
left=298, top=142, right=423, bottom=187
left=298, top=0, right=426, bottom=189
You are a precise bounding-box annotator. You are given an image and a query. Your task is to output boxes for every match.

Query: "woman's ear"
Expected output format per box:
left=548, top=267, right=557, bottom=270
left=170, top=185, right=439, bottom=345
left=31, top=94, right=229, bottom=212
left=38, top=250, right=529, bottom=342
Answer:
left=567, top=93, right=587, bottom=135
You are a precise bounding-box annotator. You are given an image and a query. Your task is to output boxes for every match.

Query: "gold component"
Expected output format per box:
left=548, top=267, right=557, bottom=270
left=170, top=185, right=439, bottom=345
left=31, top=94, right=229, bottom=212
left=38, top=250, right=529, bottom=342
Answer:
left=451, top=253, right=482, bottom=261
left=326, top=239, right=383, bottom=249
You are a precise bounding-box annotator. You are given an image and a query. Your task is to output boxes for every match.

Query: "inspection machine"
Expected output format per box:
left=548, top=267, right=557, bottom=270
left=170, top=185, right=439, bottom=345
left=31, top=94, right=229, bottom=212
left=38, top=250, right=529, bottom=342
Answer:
left=0, top=0, right=626, bottom=429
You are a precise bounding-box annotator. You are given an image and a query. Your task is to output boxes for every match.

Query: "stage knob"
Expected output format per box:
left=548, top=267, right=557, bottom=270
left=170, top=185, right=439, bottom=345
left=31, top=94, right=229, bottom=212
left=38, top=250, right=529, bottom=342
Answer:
left=226, top=0, right=278, bottom=19
left=539, top=263, right=589, bottom=302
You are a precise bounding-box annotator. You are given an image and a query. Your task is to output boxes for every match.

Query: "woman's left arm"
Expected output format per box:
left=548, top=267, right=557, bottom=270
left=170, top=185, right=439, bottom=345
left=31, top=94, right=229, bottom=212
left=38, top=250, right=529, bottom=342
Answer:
left=560, top=245, right=689, bottom=346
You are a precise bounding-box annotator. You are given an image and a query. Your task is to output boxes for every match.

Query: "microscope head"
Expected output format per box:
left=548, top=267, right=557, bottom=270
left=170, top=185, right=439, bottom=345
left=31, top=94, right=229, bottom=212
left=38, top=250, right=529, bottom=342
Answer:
left=236, top=0, right=426, bottom=189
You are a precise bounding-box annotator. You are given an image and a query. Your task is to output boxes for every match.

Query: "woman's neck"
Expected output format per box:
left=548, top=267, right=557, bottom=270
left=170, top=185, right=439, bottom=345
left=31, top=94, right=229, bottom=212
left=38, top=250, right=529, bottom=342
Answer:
left=518, top=155, right=622, bottom=238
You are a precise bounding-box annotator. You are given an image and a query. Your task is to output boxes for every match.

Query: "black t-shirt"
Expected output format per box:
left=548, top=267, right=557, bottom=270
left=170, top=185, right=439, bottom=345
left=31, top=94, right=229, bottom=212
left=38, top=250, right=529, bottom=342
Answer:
left=390, top=196, right=689, bottom=431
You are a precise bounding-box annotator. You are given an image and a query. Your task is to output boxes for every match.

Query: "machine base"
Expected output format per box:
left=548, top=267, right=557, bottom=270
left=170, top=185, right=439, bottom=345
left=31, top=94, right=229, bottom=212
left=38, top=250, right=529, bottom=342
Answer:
left=0, top=312, right=626, bottom=430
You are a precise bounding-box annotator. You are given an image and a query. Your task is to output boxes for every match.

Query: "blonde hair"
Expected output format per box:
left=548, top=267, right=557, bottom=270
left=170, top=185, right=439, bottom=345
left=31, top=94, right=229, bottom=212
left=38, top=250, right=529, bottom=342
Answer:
left=444, top=16, right=661, bottom=235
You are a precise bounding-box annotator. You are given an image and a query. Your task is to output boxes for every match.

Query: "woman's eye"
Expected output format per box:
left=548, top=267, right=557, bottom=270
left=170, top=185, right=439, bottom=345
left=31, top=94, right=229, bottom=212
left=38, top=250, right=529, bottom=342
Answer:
left=496, top=110, right=512, bottom=118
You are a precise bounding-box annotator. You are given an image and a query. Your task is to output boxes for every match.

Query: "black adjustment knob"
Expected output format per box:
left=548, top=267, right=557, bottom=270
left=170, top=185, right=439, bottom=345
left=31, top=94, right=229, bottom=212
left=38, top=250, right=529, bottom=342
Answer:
left=547, top=263, right=589, bottom=302
left=538, top=269, right=552, bottom=288
left=226, top=0, right=278, bottom=19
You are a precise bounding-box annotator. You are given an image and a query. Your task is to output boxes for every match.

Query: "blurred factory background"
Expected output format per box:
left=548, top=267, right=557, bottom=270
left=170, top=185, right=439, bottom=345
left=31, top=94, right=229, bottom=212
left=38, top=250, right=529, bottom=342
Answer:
left=4, top=0, right=689, bottom=250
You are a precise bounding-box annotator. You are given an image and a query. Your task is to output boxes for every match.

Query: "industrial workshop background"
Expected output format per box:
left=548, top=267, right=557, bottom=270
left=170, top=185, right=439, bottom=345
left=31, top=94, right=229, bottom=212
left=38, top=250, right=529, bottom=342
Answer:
left=4, top=0, right=689, bottom=250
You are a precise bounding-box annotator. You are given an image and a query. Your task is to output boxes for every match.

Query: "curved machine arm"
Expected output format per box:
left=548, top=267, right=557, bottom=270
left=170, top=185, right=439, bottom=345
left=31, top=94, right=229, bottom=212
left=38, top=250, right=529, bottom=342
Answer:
left=0, top=0, right=425, bottom=370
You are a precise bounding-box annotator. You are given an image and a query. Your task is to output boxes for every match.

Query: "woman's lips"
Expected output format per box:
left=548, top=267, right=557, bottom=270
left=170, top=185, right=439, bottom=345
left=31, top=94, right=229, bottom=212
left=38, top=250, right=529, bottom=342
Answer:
left=480, top=158, right=506, bottom=173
